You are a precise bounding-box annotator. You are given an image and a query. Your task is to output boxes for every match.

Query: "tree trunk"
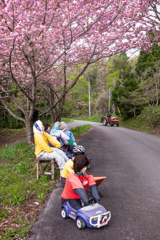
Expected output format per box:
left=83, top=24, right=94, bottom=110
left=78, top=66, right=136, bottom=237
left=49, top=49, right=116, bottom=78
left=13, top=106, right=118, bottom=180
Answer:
left=25, top=118, right=34, bottom=145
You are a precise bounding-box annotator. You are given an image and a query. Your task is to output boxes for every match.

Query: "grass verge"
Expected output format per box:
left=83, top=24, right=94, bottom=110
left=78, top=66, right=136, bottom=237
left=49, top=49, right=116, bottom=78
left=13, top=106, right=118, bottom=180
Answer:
left=73, top=115, right=102, bottom=122
left=119, top=107, right=160, bottom=135
left=70, top=124, right=92, bottom=139
left=61, top=118, right=74, bottom=123
left=0, top=124, right=92, bottom=239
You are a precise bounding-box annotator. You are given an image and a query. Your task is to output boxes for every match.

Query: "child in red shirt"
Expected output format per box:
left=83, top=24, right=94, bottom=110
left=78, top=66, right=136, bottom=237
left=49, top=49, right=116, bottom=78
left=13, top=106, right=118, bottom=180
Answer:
left=61, top=155, right=100, bottom=210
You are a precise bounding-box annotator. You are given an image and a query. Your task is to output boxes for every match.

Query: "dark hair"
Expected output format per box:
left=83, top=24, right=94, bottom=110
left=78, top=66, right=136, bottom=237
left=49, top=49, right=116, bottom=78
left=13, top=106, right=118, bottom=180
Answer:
left=32, top=109, right=39, bottom=122
left=74, top=155, right=89, bottom=173
left=73, top=152, right=85, bottom=157
left=44, top=124, right=51, bottom=132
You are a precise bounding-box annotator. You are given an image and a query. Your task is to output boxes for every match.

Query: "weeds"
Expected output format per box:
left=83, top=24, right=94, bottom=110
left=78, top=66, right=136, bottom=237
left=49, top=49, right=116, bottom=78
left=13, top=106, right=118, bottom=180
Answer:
left=70, top=124, right=92, bottom=138
left=0, top=141, right=56, bottom=239
left=15, top=162, right=30, bottom=174
left=74, top=115, right=102, bottom=122
left=120, top=106, right=160, bottom=135
left=0, top=208, right=9, bottom=222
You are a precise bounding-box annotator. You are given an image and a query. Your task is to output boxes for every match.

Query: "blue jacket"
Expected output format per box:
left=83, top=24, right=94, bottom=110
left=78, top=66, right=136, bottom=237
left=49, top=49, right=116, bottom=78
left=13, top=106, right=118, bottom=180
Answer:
left=60, top=130, right=75, bottom=146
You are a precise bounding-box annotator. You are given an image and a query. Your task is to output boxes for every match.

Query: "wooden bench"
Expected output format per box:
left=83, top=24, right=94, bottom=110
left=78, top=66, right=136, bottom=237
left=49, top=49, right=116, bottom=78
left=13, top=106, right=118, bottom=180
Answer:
left=36, top=158, right=55, bottom=180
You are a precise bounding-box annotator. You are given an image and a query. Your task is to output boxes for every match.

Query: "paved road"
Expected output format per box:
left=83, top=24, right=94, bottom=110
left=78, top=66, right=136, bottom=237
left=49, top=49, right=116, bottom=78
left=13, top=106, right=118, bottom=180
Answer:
left=29, top=120, right=160, bottom=240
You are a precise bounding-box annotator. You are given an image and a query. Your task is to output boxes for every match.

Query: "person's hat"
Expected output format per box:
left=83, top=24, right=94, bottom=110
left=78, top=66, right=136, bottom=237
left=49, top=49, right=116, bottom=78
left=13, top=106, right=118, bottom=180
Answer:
left=59, top=122, right=67, bottom=130
left=55, top=121, right=61, bottom=126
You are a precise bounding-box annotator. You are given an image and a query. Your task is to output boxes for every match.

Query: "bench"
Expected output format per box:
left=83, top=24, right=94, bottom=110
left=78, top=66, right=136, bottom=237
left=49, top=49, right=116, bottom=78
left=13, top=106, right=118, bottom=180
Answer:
left=36, top=158, right=55, bottom=180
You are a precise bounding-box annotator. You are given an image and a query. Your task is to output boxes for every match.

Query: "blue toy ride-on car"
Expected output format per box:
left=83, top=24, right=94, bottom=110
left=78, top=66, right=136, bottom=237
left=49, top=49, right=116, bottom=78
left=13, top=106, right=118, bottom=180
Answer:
left=61, top=200, right=111, bottom=229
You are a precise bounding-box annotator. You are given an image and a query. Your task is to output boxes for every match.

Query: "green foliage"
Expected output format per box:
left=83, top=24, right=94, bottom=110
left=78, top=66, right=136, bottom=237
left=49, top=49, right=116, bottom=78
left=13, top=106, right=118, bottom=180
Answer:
left=61, top=118, right=73, bottom=123
left=138, top=107, right=160, bottom=128
left=134, top=44, right=160, bottom=108
left=70, top=124, right=92, bottom=138
left=4, top=220, right=30, bottom=239
left=1, top=141, right=34, bottom=161
left=0, top=208, right=9, bottom=222
left=63, top=76, right=89, bottom=117
left=0, top=141, right=57, bottom=239
left=0, top=105, right=25, bottom=129
left=74, top=115, right=102, bottom=122
left=38, top=193, right=45, bottom=201
left=120, top=106, right=160, bottom=134
left=135, top=44, right=160, bottom=77
left=110, top=53, right=140, bottom=119
left=0, top=141, right=55, bottom=207
left=15, top=162, right=30, bottom=174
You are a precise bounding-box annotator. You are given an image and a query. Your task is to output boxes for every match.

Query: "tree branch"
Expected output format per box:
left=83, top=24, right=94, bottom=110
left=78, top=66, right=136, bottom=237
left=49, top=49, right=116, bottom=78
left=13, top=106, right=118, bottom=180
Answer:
left=0, top=93, right=25, bottom=122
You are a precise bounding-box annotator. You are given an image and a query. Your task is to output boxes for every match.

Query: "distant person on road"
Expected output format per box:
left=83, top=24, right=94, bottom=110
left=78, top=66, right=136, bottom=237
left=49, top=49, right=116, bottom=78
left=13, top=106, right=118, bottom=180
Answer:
left=107, top=112, right=112, bottom=122
left=33, top=120, right=69, bottom=174
left=61, top=145, right=86, bottom=186
left=61, top=154, right=100, bottom=210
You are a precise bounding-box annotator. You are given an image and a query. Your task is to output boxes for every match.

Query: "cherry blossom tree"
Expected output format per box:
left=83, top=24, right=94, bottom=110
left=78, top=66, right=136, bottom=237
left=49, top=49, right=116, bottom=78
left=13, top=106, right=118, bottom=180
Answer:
left=0, top=0, right=159, bottom=144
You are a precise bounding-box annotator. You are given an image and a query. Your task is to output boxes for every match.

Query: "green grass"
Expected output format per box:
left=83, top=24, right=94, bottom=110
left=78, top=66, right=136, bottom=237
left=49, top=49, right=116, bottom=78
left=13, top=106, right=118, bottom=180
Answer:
left=118, top=107, right=160, bottom=135
left=0, top=141, right=57, bottom=239
left=0, top=124, right=92, bottom=239
left=70, top=124, right=92, bottom=139
left=73, top=115, right=102, bottom=122
left=61, top=117, right=74, bottom=123
left=4, top=219, right=31, bottom=240
left=0, top=142, right=57, bottom=207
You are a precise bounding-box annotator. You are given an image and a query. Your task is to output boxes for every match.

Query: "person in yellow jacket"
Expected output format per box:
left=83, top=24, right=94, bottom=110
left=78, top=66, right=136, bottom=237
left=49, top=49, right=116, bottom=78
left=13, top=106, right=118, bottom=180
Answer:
left=61, top=145, right=86, bottom=186
left=33, top=120, right=69, bottom=174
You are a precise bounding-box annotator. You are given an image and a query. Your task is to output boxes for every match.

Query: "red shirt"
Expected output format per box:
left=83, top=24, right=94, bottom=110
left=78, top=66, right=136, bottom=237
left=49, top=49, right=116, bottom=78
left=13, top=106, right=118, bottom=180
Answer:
left=61, top=173, right=96, bottom=199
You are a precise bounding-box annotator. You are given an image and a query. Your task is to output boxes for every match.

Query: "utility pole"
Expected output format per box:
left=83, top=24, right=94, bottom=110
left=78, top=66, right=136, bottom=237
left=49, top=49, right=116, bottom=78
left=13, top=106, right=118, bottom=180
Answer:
left=88, top=77, right=91, bottom=118
left=108, top=87, right=111, bottom=113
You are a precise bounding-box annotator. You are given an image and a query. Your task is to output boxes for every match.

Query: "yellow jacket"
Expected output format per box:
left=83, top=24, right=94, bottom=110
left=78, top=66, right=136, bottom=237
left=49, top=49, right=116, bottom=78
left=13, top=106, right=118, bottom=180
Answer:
left=34, top=132, right=61, bottom=156
left=61, top=159, right=74, bottom=178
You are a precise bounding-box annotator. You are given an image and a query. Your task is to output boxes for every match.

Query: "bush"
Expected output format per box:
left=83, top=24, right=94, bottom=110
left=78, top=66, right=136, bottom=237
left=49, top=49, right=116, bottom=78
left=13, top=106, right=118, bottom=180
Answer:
left=120, top=106, right=160, bottom=134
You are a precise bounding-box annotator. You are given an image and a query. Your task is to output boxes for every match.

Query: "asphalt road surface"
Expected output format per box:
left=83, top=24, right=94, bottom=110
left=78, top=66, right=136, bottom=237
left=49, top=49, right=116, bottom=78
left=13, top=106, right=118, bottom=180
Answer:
left=29, top=120, right=160, bottom=240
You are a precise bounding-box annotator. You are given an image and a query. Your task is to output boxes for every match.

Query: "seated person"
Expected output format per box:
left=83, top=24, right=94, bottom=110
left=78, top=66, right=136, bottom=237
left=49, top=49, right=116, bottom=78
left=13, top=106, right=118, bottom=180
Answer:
left=33, top=120, right=69, bottom=174
left=44, top=123, right=51, bottom=134
left=61, top=145, right=86, bottom=186
left=45, top=123, right=73, bottom=159
left=61, top=154, right=100, bottom=210
left=59, top=122, right=77, bottom=146
left=50, top=122, right=73, bottom=146
left=107, top=113, right=112, bottom=122
left=59, top=122, right=77, bottom=153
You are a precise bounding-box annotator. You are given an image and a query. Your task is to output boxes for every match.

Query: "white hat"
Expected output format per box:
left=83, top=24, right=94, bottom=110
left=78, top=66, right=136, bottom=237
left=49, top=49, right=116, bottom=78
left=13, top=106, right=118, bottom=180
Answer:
left=59, top=122, right=67, bottom=131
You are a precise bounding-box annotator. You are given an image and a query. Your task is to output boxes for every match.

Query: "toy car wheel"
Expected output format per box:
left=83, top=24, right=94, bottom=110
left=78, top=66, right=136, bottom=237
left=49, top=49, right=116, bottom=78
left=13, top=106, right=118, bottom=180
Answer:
left=76, top=217, right=86, bottom=229
left=110, top=122, right=114, bottom=127
left=61, top=207, right=68, bottom=219
left=103, top=118, right=107, bottom=126
left=117, top=123, right=119, bottom=127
